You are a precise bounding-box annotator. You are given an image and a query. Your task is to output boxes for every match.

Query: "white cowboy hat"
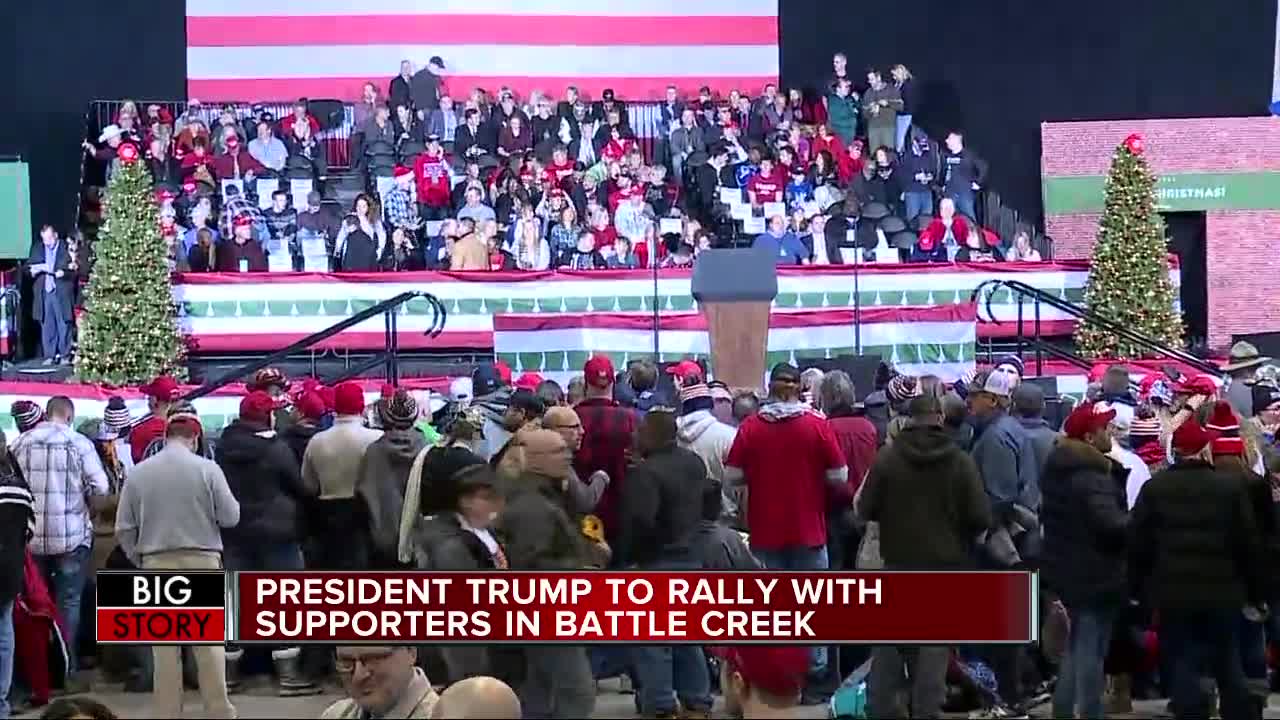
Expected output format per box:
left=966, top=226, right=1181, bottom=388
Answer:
left=98, top=124, right=123, bottom=143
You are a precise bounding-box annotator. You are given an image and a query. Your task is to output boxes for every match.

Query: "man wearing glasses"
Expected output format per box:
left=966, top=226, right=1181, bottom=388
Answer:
left=323, top=646, right=438, bottom=719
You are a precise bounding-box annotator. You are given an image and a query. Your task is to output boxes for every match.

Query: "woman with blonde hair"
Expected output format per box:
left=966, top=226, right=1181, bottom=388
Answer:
left=890, top=64, right=916, bottom=152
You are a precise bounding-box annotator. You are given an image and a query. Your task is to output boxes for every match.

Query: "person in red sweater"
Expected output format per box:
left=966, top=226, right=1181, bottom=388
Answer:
left=606, top=174, right=642, bottom=214
left=542, top=145, right=575, bottom=188
left=724, top=362, right=847, bottom=680
left=588, top=208, right=617, bottom=251
left=573, top=355, right=637, bottom=546
left=810, top=125, right=846, bottom=172
left=130, top=375, right=181, bottom=464
left=180, top=137, right=217, bottom=191
left=601, top=125, right=635, bottom=165
left=815, top=370, right=878, bottom=569
left=746, top=156, right=784, bottom=208
left=413, top=134, right=452, bottom=221
left=279, top=98, right=320, bottom=139
left=836, top=138, right=866, bottom=186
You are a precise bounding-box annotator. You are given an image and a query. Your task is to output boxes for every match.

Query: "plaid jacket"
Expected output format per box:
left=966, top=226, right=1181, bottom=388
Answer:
left=383, top=187, right=420, bottom=231
left=11, top=422, right=110, bottom=556
left=573, top=398, right=637, bottom=535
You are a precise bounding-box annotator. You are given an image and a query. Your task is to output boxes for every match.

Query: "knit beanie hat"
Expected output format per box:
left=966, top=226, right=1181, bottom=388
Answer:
left=678, top=375, right=714, bottom=415
left=103, top=396, right=132, bottom=434
left=1171, top=418, right=1215, bottom=457
left=1206, top=401, right=1245, bottom=456
left=886, top=375, right=921, bottom=405
left=378, top=389, right=419, bottom=430
left=420, top=446, right=486, bottom=515
left=1128, top=414, right=1163, bottom=441
left=11, top=400, right=43, bottom=432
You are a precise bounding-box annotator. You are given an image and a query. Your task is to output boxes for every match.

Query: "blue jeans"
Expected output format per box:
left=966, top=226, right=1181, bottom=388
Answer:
left=0, top=600, right=12, bottom=719
left=223, top=541, right=305, bottom=573
left=903, top=190, right=933, bottom=223
left=1052, top=603, right=1117, bottom=719
left=895, top=115, right=913, bottom=152
left=751, top=545, right=829, bottom=675
left=946, top=190, right=977, bottom=222
left=34, top=545, right=91, bottom=672
left=1162, top=608, right=1251, bottom=720
left=632, top=644, right=712, bottom=715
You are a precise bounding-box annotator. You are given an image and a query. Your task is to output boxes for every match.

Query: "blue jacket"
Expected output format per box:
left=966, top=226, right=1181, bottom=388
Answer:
left=971, top=410, right=1042, bottom=517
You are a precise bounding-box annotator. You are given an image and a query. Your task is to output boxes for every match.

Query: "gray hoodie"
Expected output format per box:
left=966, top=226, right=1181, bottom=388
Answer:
left=677, top=410, right=738, bottom=519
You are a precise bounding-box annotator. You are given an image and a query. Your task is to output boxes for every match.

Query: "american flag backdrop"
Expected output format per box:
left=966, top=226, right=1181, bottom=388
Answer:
left=185, top=0, right=780, bottom=102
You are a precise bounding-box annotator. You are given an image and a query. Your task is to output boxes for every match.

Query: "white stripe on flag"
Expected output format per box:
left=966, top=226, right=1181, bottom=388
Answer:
left=187, top=45, right=778, bottom=80
left=187, top=0, right=779, bottom=17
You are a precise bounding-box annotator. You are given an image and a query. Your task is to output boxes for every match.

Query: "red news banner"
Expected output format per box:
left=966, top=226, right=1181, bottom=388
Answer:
left=235, top=571, right=1035, bottom=645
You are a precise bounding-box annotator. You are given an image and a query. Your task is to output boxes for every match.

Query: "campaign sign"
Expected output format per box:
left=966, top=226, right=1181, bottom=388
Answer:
left=96, top=571, right=227, bottom=645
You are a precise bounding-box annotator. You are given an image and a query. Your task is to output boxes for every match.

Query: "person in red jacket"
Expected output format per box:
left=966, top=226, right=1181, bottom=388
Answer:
left=413, top=134, right=452, bottom=221
left=915, top=197, right=969, bottom=263
left=211, top=131, right=264, bottom=183
left=279, top=98, right=320, bottom=139
left=130, top=375, right=181, bottom=464
left=180, top=137, right=217, bottom=192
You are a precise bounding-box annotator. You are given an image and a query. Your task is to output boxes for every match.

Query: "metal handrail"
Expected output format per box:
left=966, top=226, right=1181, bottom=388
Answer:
left=969, top=279, right=1221, bottom=378
left=180, top=289, right=446, bottom=403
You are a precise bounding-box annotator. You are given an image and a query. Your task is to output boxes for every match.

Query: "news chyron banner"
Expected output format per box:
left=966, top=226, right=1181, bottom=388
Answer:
left=96, top=571, right=228, bottom=644
left=99, top=571, right=1036, bottom=645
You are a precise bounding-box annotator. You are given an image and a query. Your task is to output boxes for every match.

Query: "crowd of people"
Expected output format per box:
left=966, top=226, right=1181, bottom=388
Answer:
left=1, top=339, right=1279, bottom=718
left=76, top=54, right=1045, bottom=277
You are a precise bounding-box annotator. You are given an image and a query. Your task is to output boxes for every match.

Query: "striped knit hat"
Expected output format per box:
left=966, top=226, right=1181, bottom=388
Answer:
left=10, top=400, right=43, bottom=432
left=886, top=375, right=922, bottom=404
left=102, top=396, right=132, bottom=434
left=1207, top=401, right=1245, bottom=456
left=1128, top=415, right=1163, bottom=440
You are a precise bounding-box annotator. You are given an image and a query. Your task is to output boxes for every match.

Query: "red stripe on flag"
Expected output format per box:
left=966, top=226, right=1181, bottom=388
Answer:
left=185, top=330, right=493, bottom=352
left=187, top=75, right=779, bottom=102
left=186, top=14, right=778, bottom=47
left=492, top=305, right=979, bottom=332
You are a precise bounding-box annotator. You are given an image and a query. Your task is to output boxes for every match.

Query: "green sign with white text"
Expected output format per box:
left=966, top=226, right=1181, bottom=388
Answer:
left=1042, top=171, right=1280, bottom=214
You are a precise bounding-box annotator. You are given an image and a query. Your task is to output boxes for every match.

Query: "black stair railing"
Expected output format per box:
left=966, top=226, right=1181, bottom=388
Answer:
left=180, top=290, right=447, bottom=403
left=969, top=279, right=1221, bottom=379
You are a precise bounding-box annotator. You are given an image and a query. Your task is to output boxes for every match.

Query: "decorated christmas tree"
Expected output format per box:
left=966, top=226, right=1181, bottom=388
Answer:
left=75, top=143, right=186, bottom=384
left=1075, top=133, right=1183, bottom=359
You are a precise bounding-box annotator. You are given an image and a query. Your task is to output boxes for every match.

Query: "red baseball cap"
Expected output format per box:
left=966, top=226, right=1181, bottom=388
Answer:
left=1174, top=374, right=1218, bottom=397
left=233, top=214, right=253, bottom=228
left=1062, top=401, right=1116, bottom=440
left=294, top=391, right=326, bottom=422
left=238, top=391, right=275, bottom=425
left=711, top=646, right=809, bottom=698
left=514, top=372, right=544, bottom=391
left=139, top=375, right=181, bottom=402
left=583, top=355, right=615, bottom=388
left=666, top=360, right=704, bottom=383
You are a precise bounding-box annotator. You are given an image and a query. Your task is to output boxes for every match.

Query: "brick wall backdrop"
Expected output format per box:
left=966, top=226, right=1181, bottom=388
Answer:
left=1042, top=117, right=1280, bottom=348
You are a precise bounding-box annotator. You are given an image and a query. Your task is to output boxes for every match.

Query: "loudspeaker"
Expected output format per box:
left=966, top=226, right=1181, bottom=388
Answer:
left=797, top=354, right=882, bottom=402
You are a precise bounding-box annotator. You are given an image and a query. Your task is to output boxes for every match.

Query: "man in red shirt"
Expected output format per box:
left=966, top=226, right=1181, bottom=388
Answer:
left=572, top=355, right=636, bottom=546
left=130, top=375, right=182, bottom=464
left=746, top=155, right=784, bottom=208
left=724, top=362, right=847, bottom=688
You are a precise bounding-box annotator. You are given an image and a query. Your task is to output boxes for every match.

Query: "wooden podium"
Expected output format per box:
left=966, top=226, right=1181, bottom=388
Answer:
left=692, top=249, right=778, bottom=391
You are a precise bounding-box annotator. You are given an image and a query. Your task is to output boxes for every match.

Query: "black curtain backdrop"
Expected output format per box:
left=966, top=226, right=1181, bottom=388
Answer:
left=3, top=1, right=186, bottom=239
left=780, top=0, right=1278, bottom=225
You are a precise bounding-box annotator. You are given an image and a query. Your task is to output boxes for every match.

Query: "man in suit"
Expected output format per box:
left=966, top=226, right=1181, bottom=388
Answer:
left=29, top=225, right=75, bottom=364
left=425, top=95, right=463, bottom=155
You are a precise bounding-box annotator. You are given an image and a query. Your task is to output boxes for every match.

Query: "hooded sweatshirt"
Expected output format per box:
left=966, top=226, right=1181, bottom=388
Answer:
left=215, top=420, right=315, bottom=546
left=472, top=388, right=513, bottom=461
left=858, top=424, right=990, bottom=569
left=357, top=428, right=428, bottom=566
left=678, top=410, right=738, bottom=518
left=724, top=400, right=847, bottom=550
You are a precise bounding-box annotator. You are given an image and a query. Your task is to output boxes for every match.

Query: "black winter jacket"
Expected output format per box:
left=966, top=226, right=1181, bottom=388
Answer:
left=615, top=446, right=712, bottom=567
left=1129, top=460, right=1264, bottom=611
left=0, top=454, right=33, bottom=605
left=1039, top=439, right=1129, bottom=606
left=216, top=420, right=316, bottom=546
